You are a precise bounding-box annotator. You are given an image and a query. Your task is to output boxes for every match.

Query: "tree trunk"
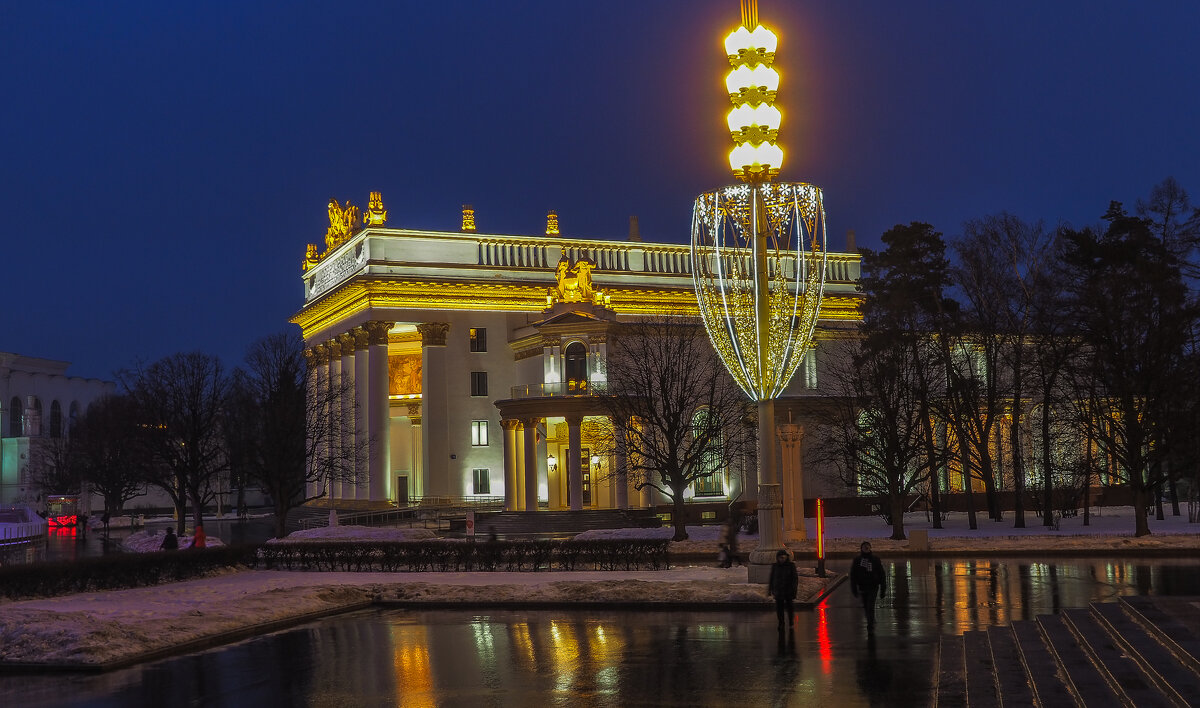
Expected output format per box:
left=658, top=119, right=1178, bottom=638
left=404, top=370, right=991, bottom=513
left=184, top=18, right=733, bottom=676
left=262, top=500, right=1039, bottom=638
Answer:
left=1169, top=475, right=1180, bottom=517
left=1133, top=484, right=1151, bottom=537
left=274, top=501, right=289, bottom=539
left=920, top=410, right=943, bottom=529
left=889, top=493, right=906, bottom=541
left=1041, top=394, right=1054, bottom=526
left=671, top=488, right=689, bottom=541
left=964, top=455, right=978, bottom=530
left=1011, top=361, right=1026, bottom=528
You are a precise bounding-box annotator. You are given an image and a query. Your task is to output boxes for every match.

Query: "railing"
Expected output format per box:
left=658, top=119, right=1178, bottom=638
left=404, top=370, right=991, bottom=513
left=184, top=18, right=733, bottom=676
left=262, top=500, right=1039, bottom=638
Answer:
left=0, top=506, right=47, bottom=545
left=299, top=496, right=505, bottom=530
left=509, top=382, right=608, bottom=399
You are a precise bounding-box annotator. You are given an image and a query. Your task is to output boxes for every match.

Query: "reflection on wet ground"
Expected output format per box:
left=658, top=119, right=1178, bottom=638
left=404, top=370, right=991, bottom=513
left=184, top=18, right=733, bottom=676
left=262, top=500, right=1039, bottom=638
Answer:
left=5, top=557, right=1199, bottom=707
left=8, top=517, right=277, bottom=564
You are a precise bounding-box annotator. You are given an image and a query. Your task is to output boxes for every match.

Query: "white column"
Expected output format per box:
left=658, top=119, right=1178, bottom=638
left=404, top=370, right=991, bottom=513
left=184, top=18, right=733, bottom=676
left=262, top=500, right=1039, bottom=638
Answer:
left=353, top=327, right=370, bottom=501
left=778, top=422, right=806, bottom=542
left=567, top=414, right=583, bottom=511
left=366, top=321, right=392, bottom=503
left=502, top=419, right=520, bottom=511
left=523, top=417, right=539, bottom=512
left=417, top=323, right=450, bottom=497
left=326, top=339, right=344, bottom=501
left=515, top=421, right=527, bottom=510
left=407, top=403, right=423, bottom=499
left=338, top=332, right=358, bottom=501
left=614, top=417, right=629, bottom=509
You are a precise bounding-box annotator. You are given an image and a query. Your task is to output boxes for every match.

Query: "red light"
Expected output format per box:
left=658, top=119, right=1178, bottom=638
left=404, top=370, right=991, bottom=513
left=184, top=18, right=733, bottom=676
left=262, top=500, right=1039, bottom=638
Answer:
left=48, top=514, right=78, bottom=528
left=815, top=498, right=824, bottom=559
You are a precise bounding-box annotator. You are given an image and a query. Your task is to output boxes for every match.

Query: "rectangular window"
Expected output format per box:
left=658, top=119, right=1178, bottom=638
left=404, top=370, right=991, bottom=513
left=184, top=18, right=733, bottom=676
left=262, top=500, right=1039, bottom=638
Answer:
left=469, top=328, right=487, bottom=352
left=471, top=420, right=489, bottom=446
left=470, top=371, right=488, bottom=396
left=472, top=468, right=490, bottom=495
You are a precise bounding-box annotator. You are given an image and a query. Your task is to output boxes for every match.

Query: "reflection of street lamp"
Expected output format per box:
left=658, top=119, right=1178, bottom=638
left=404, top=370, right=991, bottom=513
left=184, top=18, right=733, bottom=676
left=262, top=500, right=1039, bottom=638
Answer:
left=690, top=0, right=827, bottom=583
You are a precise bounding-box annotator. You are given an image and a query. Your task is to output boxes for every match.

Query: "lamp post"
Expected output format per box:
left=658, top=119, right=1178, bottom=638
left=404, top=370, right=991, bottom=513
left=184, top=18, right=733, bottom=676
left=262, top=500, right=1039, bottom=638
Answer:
left=690, top=0, right=827, bottom=583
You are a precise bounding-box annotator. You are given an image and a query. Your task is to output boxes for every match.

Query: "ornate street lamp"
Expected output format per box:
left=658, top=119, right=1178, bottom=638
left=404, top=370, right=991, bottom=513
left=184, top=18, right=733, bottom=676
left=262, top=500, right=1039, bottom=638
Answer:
left=690, top=0, right=827, bottom=582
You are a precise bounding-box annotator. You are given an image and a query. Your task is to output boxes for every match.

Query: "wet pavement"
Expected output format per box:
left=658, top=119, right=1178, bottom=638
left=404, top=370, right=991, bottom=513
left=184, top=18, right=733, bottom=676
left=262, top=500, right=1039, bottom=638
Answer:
left=5, top=557, right=1199, bottom=707
left=7, top=516, right=277, bottom=565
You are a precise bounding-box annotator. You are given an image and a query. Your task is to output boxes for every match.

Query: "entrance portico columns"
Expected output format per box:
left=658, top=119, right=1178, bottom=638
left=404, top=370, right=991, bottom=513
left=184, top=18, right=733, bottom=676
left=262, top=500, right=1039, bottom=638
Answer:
left=407, top=403, right=422, bottom=499
left=417, top=322, right=450, bottom=496
left=303, top=345, right=329, bottom=500
left=352, top=326, right=371, bottom=501
left=566, top=414, right=584, bottom=510
left=501, top=419, right=520, bottom=511
left=778, top=422, right=807, bottom=542
left=364, top=321, right=393, bottom=502
left=337, top=331, right=359, bottom=501
left=522, top=417, right=540, bottom=512
left=614, top=417, right=629, bottom=509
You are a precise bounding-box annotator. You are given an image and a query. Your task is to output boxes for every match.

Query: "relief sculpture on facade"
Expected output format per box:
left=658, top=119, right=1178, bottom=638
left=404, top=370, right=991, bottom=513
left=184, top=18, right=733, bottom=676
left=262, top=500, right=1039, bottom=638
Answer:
left=389, top=353, right=422, bottom=396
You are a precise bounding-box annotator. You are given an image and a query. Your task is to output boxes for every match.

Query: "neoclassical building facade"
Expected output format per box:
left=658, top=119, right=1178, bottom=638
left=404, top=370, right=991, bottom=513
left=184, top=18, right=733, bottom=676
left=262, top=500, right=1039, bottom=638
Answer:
left=292, top=197, right=861, bottom=526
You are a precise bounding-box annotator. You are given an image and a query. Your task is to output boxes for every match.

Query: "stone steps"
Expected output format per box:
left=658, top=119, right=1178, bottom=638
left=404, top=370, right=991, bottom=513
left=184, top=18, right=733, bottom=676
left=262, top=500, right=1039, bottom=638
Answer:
left=935, top=596, right=1200, bottom=707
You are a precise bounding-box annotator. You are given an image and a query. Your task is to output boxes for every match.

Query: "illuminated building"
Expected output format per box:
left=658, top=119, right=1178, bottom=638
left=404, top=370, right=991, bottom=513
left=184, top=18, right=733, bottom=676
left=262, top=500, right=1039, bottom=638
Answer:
left=292, top=196, right=861, bottom=512
left=0, top=353, right=114, bottom=507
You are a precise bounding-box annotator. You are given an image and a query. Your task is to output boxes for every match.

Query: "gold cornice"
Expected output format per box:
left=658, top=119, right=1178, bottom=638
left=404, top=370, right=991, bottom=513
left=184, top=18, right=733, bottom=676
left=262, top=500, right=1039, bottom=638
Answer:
left=293, top=277, right=862, bottom=340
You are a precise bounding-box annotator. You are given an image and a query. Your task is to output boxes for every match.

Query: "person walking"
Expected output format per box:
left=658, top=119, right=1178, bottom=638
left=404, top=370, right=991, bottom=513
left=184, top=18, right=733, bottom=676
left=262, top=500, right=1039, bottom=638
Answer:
left=767, top=550, right=799, bottom=629
left=850, top=541, right=887, bottom=631
left=160, top=527, right=179, bottom=550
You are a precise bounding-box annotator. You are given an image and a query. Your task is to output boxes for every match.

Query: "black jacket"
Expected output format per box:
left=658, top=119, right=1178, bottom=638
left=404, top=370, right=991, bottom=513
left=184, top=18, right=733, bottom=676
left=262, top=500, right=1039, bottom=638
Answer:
left=767, top=560, right=799, bottom=600
left=850, top=552, right=886, bottom=594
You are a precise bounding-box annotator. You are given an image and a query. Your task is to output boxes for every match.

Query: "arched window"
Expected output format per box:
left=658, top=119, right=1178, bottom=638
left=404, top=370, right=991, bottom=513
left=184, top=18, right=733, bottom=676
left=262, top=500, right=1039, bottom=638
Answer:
left=69, top=401, right=81, bottom=435
left=565, top=342, right=588, bottom=392
left=31, top=398, right=43, bottom=436
left=50, top=401, right=63, bottom=438
left=692, top=408, right=724, bottom=497
left=7, top=397, right=20, bottom=437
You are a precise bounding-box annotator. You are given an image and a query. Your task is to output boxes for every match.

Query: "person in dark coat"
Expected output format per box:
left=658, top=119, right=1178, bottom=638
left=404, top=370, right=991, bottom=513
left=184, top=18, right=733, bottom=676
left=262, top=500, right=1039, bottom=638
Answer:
left=850, top=541, right=887, bottom=631
left=767, top=550, right=799, bottom=629
left=160, top=527, right=179, bottom=550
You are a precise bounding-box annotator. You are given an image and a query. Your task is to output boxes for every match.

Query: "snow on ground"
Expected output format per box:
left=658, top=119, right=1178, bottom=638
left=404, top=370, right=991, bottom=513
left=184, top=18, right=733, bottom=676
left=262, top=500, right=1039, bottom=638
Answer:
left=123, top=529, right=225, bottom=553
left=0, top=566, right=827, bottom=665
left=579, top=506, right=1200, bottom=555
left=273, top=526, right=436, bottom=543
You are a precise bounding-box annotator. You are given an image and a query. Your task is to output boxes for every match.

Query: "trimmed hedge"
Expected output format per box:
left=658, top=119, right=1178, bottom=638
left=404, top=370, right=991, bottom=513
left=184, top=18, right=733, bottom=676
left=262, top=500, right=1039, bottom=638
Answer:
left=0, top=545, right=260, bottom=600
left=257, top=539, right=671, bottom=573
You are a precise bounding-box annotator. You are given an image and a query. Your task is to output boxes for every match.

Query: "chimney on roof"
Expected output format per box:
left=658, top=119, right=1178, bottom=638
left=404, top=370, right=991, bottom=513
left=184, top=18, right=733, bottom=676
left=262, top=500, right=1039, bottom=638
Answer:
left=846, top=229, right=857, bottom=253
left=628, top=215, right=642, bottom=242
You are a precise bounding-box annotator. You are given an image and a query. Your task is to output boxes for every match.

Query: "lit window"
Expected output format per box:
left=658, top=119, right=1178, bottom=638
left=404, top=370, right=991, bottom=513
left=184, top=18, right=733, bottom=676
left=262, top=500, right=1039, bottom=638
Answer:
left=471, top=420, right=489, bottom=446
left=470, top=328, right=487, bottom=352
left=472, top=468, right=491, bottom=494
left=470, top=371, right=488, bottom=397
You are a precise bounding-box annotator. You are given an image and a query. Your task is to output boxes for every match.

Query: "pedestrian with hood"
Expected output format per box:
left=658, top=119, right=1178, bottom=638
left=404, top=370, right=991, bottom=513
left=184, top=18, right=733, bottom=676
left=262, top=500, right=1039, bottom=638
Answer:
left=850, top=541, right=887, bottom=631
left=160, top=527, right=179, bottom=550
left=766, top=549, right=799, bottom=629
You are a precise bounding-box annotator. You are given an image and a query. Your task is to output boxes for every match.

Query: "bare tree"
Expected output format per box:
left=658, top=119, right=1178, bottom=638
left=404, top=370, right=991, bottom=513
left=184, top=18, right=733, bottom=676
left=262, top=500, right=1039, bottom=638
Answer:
left=71, top=394, right=148, bottom=516
left=226, top=331, right=363, bottom=538
left=597, top=316, right=753, bottom=541
left=122, top=352, right=230, bottom=535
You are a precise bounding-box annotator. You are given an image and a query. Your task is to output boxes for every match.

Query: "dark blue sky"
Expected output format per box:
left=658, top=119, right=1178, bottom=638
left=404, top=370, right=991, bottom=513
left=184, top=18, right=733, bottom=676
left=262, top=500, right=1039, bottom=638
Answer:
left=4, top=1, right=1199, bottom=379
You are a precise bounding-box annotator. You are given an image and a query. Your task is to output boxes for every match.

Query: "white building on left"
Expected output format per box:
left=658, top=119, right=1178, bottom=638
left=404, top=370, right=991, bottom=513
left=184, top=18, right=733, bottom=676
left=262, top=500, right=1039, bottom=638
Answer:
left=0, top=352, right=114, bottom=507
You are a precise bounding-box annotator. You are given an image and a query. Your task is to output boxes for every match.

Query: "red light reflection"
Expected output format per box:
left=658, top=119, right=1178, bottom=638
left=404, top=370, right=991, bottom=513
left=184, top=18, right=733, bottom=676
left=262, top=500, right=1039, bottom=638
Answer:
left=816, top=600, right=832, bottom=673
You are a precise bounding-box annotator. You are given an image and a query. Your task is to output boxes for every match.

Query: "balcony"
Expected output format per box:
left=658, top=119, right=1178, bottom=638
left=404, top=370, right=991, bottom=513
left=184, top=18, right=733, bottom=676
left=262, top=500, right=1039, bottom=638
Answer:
left=509, top=381, right=607, bottom=399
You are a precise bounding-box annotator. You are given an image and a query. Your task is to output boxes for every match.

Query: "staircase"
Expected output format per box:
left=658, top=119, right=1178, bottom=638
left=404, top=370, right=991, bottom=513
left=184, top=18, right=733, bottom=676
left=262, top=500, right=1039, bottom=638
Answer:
left=469, top=509, right=662, bottom=537
left=935, top=595, right=1200, bottom=706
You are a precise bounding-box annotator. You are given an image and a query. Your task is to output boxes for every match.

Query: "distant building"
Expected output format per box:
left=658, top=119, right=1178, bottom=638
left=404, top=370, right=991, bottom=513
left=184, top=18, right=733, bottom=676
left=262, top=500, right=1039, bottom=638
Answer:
left=0, top=353, right=114, bottom=507
left=292, top=200, right=862, bottom=534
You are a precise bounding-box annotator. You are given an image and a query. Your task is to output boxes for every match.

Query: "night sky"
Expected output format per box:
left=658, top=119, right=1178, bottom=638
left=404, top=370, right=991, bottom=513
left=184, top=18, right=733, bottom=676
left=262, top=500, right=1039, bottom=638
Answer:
left=4, top=1, right=1199, bottom=380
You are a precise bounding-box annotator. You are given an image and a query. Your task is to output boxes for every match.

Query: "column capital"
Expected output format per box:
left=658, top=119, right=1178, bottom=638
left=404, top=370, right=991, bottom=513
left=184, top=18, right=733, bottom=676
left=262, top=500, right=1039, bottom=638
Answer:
left=304, top=347, right=322, bottom=367
left=564, top=414, right=584, bottom=426
left=327, top=338, right=343, bottom=358
left=501, top=418, right=521, bottom=431
left=365, top=320, right=393, bottom=345
left=777, top=423, right=804, bottom=445
left=350, top=326, right=370, bottom=350
left=406, top=402, right=422, bottom=424
left=416, top=322, right=450, bottom=346
left=337, top=331, right=357, bottom=353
